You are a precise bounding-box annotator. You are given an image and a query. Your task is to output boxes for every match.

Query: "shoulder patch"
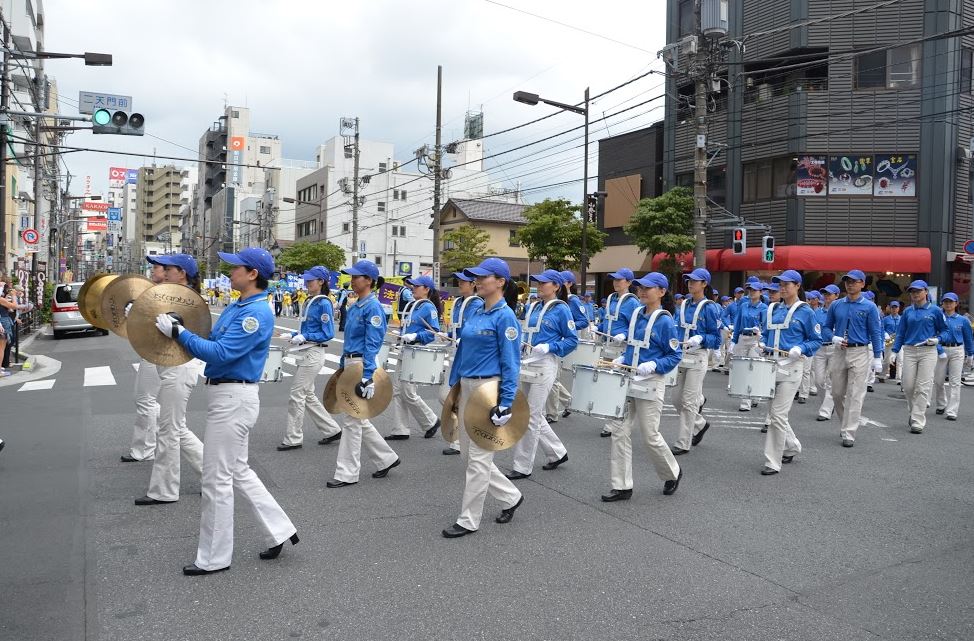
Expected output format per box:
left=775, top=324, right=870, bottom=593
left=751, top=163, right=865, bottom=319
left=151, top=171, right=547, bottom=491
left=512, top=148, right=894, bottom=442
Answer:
left=320, top=313, right=331, bottom=324
left=814, top=323, right=821, bottom=334
left=567, top=320, right=576, bottom=331
left=241, top=316, right=259, bottom=334
left=370, top=315, right=382, bottom=328
left=504, top=326, right=518, bottom=341
left=669, top=337, right=680, bottom=350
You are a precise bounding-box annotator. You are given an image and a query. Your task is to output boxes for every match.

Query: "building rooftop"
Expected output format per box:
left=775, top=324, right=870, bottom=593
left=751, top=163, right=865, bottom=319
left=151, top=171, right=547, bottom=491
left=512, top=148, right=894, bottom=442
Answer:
left=446, top=198, right=528, bottom=224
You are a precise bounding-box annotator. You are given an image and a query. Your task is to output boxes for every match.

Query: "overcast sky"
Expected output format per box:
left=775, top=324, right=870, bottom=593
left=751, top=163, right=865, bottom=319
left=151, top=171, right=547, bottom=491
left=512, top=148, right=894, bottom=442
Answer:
left=43, top=0, right=668, bottom=203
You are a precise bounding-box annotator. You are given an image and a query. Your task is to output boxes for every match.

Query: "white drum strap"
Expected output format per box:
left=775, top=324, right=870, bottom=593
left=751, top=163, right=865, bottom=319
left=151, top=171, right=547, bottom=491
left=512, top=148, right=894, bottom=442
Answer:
left=453, top=295, right=482, bottom=334
left=679, top=298, right=711, bottom=343
left=524, top=299, right=567, bottom=343
left=299, top=294, right=330, bottom=324
left=400, top=299, right=418, bottom=329
left=632, top=308, right=671, bottom=365
left=766, top=300, right=807, bottom=355
left=605, top=292, right=636, bottom=323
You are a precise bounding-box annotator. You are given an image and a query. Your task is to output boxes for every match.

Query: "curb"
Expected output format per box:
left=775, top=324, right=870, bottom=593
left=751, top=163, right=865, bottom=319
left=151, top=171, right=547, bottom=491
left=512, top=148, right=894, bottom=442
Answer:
left=0, top=327, right=60, bottom=388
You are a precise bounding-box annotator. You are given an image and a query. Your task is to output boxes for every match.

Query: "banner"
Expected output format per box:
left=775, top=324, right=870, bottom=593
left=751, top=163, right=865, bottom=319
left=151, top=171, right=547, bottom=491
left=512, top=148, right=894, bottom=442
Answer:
left=795, top=156, right=827, bottom=196
left=85, top=217, right=108, bottom=232
left=873, top=154, right=916, bottom=197
left=827, top=155, right=873, bottom=196
left=81, top=201, right=109, bottom=212
left=109, top=167, right=129, bottom=188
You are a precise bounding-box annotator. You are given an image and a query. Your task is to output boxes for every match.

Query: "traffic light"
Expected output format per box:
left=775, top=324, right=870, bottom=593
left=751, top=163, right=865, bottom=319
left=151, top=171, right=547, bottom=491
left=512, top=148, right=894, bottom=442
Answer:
left=761, top=235, right=775, bottom=263
left=92, top=108, right=145, bottom=135
left=732, top=228, right=746, bottom=254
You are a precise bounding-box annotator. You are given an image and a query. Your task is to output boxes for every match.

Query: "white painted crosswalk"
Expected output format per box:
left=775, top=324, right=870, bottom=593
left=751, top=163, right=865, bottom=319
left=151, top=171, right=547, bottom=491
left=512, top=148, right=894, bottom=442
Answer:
left=83, top=366, right=116, bottom=387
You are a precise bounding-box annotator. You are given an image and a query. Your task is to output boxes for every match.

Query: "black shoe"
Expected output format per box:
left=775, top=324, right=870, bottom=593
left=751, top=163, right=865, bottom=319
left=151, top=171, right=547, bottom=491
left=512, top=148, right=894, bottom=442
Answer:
left=384, top=434, right=409, bottom=441
left=691, top=422, right=710, bottom=446
left=120, top=454, right=150, bottom=462
left=259, top=533, right=300, bottom=560
left=698, top=396, right=706, bottom=412
left=760, top=425, right=768, bottom=433
left=946, top=415, right=957, bottom=421
left=752, top=400, right=758, bottom=408
left=276, top=443, right=302, bottom=451
left=796, top=397, right=807, bottom=404
left=505, top=470, right=531, bottom=480
left=841, top=439, right=855, bottom=447
left=0, top=438, right=4, bottom=454
left=809, top=390, right=818, bottom=396
left=318, top=432, right=342, bottom=445
left=372, top=458, right=401, bottom=478
left=495, top=496, right=524, bottom=524
left=663, top=469, right=683, bottom=495
left=935, top=409, right=945, bottom=415
left=442, top=523, right=475, bottom=538
left=135, top=495, right=176, bottom=506
left=867, top=385, right=874, bottom=393
left=816, top=415, right=830, bottom=422
left=424, top=419, right=441, bottom=439
left=442, top=448, right=460, bottom=455
left=183, top=563, right=229, bottom=576
left=910, top=426, right=923, bottom=434
left=544, top=414, right=556, bottom=423
left=326, top=479, right=357, bottom=488
left=562, top=408, right=572, bottom=418
left=781, top=455, right=794, bottom=464
left=542, top=453, right=568, bottom=470
left=600, top=488, right=632, bottom=502
left=670, top=446, right=689, bottom=456
left=599, top=429, right=611, bottom=438
left=760, top=467, right=779, bottom=476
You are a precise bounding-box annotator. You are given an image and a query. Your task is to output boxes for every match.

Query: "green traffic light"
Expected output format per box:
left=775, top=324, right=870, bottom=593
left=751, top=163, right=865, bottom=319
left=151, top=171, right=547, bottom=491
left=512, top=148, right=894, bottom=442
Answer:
left=92, top=109, right=111, bottom=126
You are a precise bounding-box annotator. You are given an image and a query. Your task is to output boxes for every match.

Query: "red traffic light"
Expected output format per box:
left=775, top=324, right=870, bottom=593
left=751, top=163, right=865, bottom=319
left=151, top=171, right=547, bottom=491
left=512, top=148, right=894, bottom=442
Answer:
left=733, top=228, right=744, bottom=241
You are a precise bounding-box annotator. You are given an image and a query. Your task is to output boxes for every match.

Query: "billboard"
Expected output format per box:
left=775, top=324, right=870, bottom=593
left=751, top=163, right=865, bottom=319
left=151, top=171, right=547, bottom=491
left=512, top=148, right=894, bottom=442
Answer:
left=827, top=155, right=873, bottom=196
left=81, top=201, right=109, bottom=212
left=874, top=154, right=916, bottom=197
left=229, top=136, right=245, bottom=186
left=85, top=217, right=108, bottom=232
left=109, top=167, right=139, bottom=187
left=795, top=155, right=827, bottom=196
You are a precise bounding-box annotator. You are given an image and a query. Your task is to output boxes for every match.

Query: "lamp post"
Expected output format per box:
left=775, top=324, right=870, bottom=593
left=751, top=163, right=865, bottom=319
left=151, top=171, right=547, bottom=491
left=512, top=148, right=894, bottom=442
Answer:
left=513, top=88, right=590, bottom=290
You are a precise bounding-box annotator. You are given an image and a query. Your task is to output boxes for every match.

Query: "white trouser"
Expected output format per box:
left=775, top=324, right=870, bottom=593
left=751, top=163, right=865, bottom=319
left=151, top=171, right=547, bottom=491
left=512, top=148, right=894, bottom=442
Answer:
left=511, top=354, right=568, bottom=474
left=719, top=329, right=732, bottom=367
left=147, top=361, right=204, bottom=501
left=732, top=336, right=761, bottom=411
left=901, top=344, right=938, bottom=430
left=829, top=345, right=871, bottom=441
left=601, top=342, right=624, bottom=434
left=673, top=351, right=708, bottom=450
left=763, top=368, right=803, bottom=471
left=882, top=342, right=894, bottom=379
left=610, top=381, right=680, bottom=490
left=283, top=346, right=341, bottom=445
left=195, top=384, right=296, bottom=571
left=130, top=358, right=161, bottom=460
left=813, top=345, right=835, bottom=418
left=799, top=356, right=812, bottom=398
left=389, top=377, right=438, bottom=436
left=934, top=345, right=965, bottom=417
left=455, top=377, right=522, bottom=531
left=333, top=364, right=399, bottom=482
left=544, top=375, right=571, bottom=417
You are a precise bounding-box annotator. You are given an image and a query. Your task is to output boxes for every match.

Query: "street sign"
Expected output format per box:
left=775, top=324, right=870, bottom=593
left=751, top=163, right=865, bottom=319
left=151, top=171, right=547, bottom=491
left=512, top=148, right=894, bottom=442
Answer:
left=21, top=228, right=39, bottom=244
left=397, top=261, right=413, bottom=277
left=107, top=207, right=122, bottom=221
left=78, top=91, right=133, bottom=115
left=19, top=215, right=30, bottom=230
left=82, top=201, right=109, bottom=212
left=85, top=218, right=108, bottom=232
left=432, top=261, right=441, bottom=287
left=964, top=239, right=974, bottom=254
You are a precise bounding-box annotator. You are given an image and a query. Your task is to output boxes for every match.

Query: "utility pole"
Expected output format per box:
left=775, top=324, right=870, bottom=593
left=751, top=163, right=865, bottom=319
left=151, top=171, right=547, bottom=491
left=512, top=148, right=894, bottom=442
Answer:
left=432, top=65, right=443, bottom=287
left=580, top=86, right=590, bottom=292
left=691, top=0, right=709, bottom=269
left=0, top=15, right=10, bottom=275
left=350, top=117, right=360, bottom=264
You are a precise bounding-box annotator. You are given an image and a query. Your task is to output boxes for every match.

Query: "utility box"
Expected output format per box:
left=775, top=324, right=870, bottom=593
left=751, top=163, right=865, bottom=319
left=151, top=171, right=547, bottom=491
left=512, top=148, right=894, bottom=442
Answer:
left=702, top=0, right=729, bottom=39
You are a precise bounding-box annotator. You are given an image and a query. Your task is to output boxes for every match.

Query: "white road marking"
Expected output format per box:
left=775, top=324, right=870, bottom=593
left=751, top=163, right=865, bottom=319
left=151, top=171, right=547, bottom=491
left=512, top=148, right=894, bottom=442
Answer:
left=19, top=379, right=56, bottom=391
left=324, top=353, right=340, bottom=364
left=881, top=437, right=898, bottom=442
left=283, top=356, right=297, bottom=366
left=318, top=366, right=336, bottom=376
left=860, top=417, right=889, bottom=428
left=83, top=366, right=116, bottom=387
left=132, top=363, right=140, bottom=372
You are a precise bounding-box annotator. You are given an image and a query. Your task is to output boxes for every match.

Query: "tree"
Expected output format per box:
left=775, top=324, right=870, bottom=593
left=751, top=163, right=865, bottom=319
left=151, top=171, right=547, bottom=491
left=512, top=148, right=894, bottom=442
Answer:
left=441, top=226, right=495, bottom=275
left=514, top=198, right=607, bottom=271
left=275, top=241, right=346, bottom=273
left=624, top=187, right=695, bottom=279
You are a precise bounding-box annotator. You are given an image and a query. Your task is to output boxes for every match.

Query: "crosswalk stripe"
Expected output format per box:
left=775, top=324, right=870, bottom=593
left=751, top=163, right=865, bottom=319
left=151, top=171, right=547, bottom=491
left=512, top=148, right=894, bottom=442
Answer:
left=18, top=379, right=56, bottom=391
left=132, top=363, right=140, bottom=372
left=324, top=353, right=340, bottom=364
left=84, top=366, right=116, bottom=387
left=318, top=366, right=336, bottom=376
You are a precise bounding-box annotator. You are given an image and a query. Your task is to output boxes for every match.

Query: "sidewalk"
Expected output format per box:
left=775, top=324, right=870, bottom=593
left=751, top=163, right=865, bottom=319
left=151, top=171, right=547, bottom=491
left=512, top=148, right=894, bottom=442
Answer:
left=0, top=326, right=61, bottom=388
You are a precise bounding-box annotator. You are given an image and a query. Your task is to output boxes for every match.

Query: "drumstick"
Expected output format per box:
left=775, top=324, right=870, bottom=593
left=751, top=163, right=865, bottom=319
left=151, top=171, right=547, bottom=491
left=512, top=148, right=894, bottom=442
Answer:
left=597, top=358, right=638, bottom=372
left=422, top=318, right=456, bottom=343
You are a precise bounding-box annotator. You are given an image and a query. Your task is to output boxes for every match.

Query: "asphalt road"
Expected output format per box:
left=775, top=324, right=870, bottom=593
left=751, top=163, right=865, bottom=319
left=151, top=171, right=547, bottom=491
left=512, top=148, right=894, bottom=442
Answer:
left=1, top=311, right=973, bottom=641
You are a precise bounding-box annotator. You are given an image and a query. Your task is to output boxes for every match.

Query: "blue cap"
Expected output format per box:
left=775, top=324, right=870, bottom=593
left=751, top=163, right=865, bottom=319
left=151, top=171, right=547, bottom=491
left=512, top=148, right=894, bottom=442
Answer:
left=608, top=267, right=635, bottom=281
left=683, top=267, right=711, bottom=284
left=907, top=279, right=928, bottom=291
left=843, top=269, right=866, bottom=282
left=746, top=275, right=761, bottom=284
left=712, top=288, right=719, bottom=296
left=341, top=259, right=381, bottom=281
left=674, top=294, right=684, bottom=300
left=464, top=257, right=511, bottom=281
left=942, top=292, right=959, bottom=302
left=720, top=295, right=730, bottom=302
left=530, top=269, right=564, bottom=285
left=863, top=290, right=875, bottom=300
left=890, top=300, right=901, bottom=307
left=300, top=265, right=330, bottom=282
left=823, top=284, right=841, bottom=295
left=745, top=281, right=762, bottom=291
left=634, top=272, right=669, bottom=289
left=761, top=283, right=771, bottom=291
left=767, top=282, right=780, bottom=292
left=734, top=287, right=744, bottom=294
left=405, top=275, right=435, bottom=289
left=809, top=291, right=821, bottom=300
left=148, top=253, right=199, bottom=278
left=773, top=269, right=802, bottom=284
left=218, top=247, right=275, bottom=279
left=559, top=270, right=576, bottom=284
left=453, top=271, right=475, bottom=282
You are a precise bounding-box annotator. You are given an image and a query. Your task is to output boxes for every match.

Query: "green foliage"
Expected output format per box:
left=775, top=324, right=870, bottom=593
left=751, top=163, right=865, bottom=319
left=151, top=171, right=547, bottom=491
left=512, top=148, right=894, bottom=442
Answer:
left=514, top=198, right=607, bottom=271
left=441, top=226, right=495, bottom=275
left=274, top=241, right=346, bottom=273
left=38, top=281, right=54, bottom=324
left=624, top=187, right=696, bottom=275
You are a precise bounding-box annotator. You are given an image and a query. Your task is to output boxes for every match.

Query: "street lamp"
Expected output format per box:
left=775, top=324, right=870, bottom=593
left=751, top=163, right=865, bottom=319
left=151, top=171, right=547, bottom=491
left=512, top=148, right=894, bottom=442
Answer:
left=513, top=87, right=591, bottom=290
left=6, top=49, right=112, bottom=66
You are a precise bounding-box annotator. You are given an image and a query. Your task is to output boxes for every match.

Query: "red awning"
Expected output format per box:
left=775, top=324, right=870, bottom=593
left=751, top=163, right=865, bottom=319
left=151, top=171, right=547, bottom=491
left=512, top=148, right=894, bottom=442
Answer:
left=650, top=249, right=723, bottom=272
left=716, top=246, right=931, bottom=274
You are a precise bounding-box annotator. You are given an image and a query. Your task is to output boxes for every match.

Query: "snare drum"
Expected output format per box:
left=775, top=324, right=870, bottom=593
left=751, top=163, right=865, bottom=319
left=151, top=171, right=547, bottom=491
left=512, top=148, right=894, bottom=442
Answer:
left=561, top=339, right=602, bottom=372
left=774, top=356, right=803, bottom=384
left=376, top=342, right=393, bottom=370
left=261, top=346, right=285, bottom=383
left=569, top=365, right=629, bottom=419
left=398, top=344, right=447, bottom=385
left=628, top=367, right=677, bottom=400
left=728, top=356, right=777, bottom=399
left=519, top=359, right=546, bottom=384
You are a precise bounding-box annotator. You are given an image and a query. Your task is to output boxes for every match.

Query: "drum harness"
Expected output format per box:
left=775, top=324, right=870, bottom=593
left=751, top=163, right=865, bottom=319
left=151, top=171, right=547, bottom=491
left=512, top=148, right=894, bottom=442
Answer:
left=626, top=306, right=673, bottom=380
left=677, top=297, right=714, bottom=367
left=603, top=292, right=638, bottom=343
left=522, top=298, right=570, bottom=359
left=764, top=300, right=809, bottom=364
left=293, top=294, right=332, bottom=349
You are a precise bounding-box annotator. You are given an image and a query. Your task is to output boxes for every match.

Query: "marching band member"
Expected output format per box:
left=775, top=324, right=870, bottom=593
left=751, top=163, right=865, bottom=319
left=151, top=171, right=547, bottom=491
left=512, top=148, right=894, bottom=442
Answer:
left=862, top=290, right=879, bottom=392
left=121, top=258, right=165, bottom=463
left=508, top=269, right=577, bottom=480
left=598, top=268, right=640, bottom=437
left=814, top=284, right=840, bottom=421
left=544, top=270, right=587, bottom=422
left=328, top=260, right=401, bottom=487
left=160, top=247, right=298, bottom=575
left=797, top=291, right=821, bottom=402
left=439, top=271, right=484, bottom=455
left=276, top=266, right=342, bottom=451
left=891, top=280, right=948, bottom=434
left=881, top=301, right=901, bottom=382
left=442, top=258, right=524, bottom=538
left=582, top=293, right=596, bottom=330
left=670, top=268, right=721, bottom=454
left=386, top=275, right=442, bottom=440
left=758, top=270, right=822, bottom=475
left=934, top=293, right=974, bottom=421
left=730, top=281, right=768, bottom=411
left=602, top=272, right=682, bottom=502
left=135, top=254, right=204, bottom=506
left=824, top=270, right=884, bottom=447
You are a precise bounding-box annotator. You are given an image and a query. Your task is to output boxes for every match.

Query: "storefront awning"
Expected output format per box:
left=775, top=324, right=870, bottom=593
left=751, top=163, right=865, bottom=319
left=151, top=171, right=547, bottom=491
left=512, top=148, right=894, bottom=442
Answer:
left=717, top=246, right=931, bottom=274
left=589, top=246, right=722, bottom=274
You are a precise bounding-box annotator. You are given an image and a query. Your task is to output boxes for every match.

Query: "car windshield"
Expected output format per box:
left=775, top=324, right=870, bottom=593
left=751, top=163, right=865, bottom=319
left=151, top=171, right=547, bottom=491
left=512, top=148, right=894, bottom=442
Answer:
left=55, top=284, right=80, bottom=303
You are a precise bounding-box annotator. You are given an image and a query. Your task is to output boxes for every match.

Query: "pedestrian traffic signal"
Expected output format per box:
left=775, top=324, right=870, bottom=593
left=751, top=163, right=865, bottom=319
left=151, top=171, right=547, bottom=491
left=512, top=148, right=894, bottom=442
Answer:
left=761, top=235, right=775, bottom=263
left=732, top=228, right=746, bottom=254
left=92, top=109, right=145, bottom=136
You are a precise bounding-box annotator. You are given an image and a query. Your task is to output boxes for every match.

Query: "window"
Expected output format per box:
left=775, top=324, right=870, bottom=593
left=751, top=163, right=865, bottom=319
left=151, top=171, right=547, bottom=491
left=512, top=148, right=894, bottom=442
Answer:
left=444, top=239, right=455, bottom=250
left=231, top=110, right=240, bottom=118
left=377, top=201, right=386, bottom=213
left=678, top=0, right=694, bottom=37
left=855, top=51, right=887, bottom=88
left=342, top=222, right=350, bottom=233
left=772, top=157, right=794, bottom=199
left=344, top=146, right=353, bottom=159
left=393, top=189, right=400, bottom=200
left=509, top=229, right=520, bottom=247
left=374, top=256, right=382, bottom=266
left=855, top=45, right=920, bottom=89
left=962, top=48, right=973, bottom=94
left=378, top=162, right=387, bottom=173
left=400, top=189, right=406, bottom=201
left=259, top=145, right=271, bottom=154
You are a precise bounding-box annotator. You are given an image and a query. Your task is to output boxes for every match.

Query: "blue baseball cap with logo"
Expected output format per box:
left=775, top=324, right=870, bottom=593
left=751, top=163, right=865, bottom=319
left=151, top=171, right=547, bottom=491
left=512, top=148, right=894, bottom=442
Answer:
left=609, top=267, right=635, bottom=281
left=942, top=292, right=959, bottom=302
left=341, top=259, right=381, bottom=281
left=300, top=265, right=330, bottom=282
left=453, top=271, right=475, bottom=282
left=890, top=300, right=901, bottom=307
left=682, top=267, right=711, bottom=284
left=464, top=257, right=511, bottom=281
left=635, top=272, right=669, bottom=289
left=530, top=269, right=564, bottom=285
left=559, top=270, right=576, bottom=284
left=745, top=281, right=762, bottom=291
left=218, top=247, right=275, bottom=279
left=405, top=275, right=435, bottom=289
left=907, top=279, right=928, bottom=291
left=822, top=284, right=841, bottom=295
left=863, top=290, right=875, bottom=300
left=734, top=287, right=744, bottom=294
left=842, top=269, right=866, bottom=282
left=767, top=282, right=780, bottom=292
left=720, top=295, right=730, bottom=302
left=773, top=269, right=802, bottom=284
left=149, top=253, right=199, bottom=278
left=746, top=275, right=761, bottom=284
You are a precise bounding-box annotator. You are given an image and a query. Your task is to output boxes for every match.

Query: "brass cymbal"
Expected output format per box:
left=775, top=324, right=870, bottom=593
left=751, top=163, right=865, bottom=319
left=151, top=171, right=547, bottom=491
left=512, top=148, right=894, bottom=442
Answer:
left=323, top=368, right=343, bottom=415
left=78, top=273, right=118, bottom=329
left=441, top=382, right=461, bottom=443
left=99, top=275, right=154, bottom=337
left=335, top=359, right=393, bottom=419
left=126, top=284, right=212, bottom=366
left=463, top=380, right=529, bottom=451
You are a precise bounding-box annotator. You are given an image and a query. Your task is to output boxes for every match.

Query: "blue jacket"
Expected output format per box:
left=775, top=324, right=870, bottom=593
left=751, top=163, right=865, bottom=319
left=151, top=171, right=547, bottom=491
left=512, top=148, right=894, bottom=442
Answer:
left=676, top=297, right=722, bottom=350
left=403, top=299, right=440, bottom=345
left=813, top=306, right=832, bottom=343
left=720, top=301, right=736, bottom=329
left=525, top=300, right=578, bottom=358
left=892, top=303, right=948, bottom=353
left=941, top=313, right=974, bottom=355
left=581, top=301, right=595, bottom=324
left=594, top=305, right=605, bottom=326
left=882, top=313, right=901, bottom=336
left=340, top=293, right=387, bottom=379
left=765, top=302, right=822, bottom=357
left=450, top=298, right=522, bottom=406
left=600, top=292, right=639, bottom=336
left=567, top=294, right=590, bottom=330
left=300, top=295, right=335, bottom=344
left=178, top=291, right=272, bottom=382
left=449, top=295, right=484, bottom=340
left=732, top=299, right=768, bottom=343
left=622, top=308, right=682, bottom=374
left=825, top=296, right=884, bottom=357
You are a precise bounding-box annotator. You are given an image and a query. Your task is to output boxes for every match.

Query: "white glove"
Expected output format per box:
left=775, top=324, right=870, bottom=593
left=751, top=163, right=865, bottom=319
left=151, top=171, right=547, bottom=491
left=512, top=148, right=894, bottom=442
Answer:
left=124, top=302, right=134, bottom=318
left=872, top=357, right=883, bottom=372
left=279, top=332, right=293, bottom=340
left=938, top=351, right=947, bottom=360
left=883, top=332, right=890, bottom=341
left=154, top=313, right=183, bottom=338
left=788, top=346, right=802, bottom=359
left=436, top=331, right=451, bottom=341
left=490, top=405, right=512, bottom=427
left=355, top=378, right=375, bottom=399
left=729, top=342, right=737, bottom=352
left=890, top=351, right=898, bottom=364
left=636, top=361, right=657, bottom=376
left=611, top=356, right=624, bottom=366
left=924, top=337, right=939, bottom=346
left=401, top=332, right=418, bottom=344
left=686, top=335, right=703, bottom=350
left=612, top=333, right=627, bottom=343
left=758, top=342, right=767, bottom=352
left=289, top=333, right=306, bottom=345
left=832, top=335, right=846, bottom=347
left=531, top=343, right=550, bottom=355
